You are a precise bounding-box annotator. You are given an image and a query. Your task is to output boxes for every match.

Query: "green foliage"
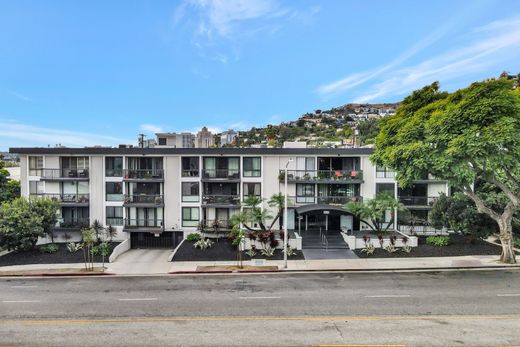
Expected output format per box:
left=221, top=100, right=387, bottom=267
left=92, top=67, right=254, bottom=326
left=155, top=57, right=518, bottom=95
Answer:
left=426, top=235, right=450, bottom=247
left=357, top=118, right=381, bottom=145
left=67, top=242, right=83, bottom=253
left=0, top=161, right=20, bottom=204
left=105, top=224, right=117, bottom=241
left=187, top=233, right=201, bottom=242
left=30, top=197, right=60, bottom=241
left=194, top=238, right=214, bottom=250
left=361, top=243, right=375, bottom=255
left=345, top=193, right=406, bottom=234
left=0, top=197, right=59, bottom=251
left=39, top=243, right=58, bottom=253
left=91, top=219, right=104, bottom=242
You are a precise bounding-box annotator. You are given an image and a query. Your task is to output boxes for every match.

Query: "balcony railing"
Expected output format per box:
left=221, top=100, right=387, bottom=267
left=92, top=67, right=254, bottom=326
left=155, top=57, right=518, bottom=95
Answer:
left=202, top=194, right=241, bottom=205
left=30, top=193, right=90, bottom=204
left=200, top=219, right=233, bottom=230
left=123, top=169, right=164, bottom=180
left=124, top=219, right=164, bottom=228
left=105, top=169, right=123, bottom=177
left=182, top=169, right=199, bottom=177
left=399, top=196, right=437, bottom=206
left=279, top=170, right=363, bottom=182
left=56, top=217, right=90, bottom=229
left=202, top=169, right=240, bottom=180
left=291, top=195, right=363, bottom=205
left=38, top=168, right=89, bottom=179
left=106, top=217, right=124, bottom=226
left=124, top=194, right=164, bottom=205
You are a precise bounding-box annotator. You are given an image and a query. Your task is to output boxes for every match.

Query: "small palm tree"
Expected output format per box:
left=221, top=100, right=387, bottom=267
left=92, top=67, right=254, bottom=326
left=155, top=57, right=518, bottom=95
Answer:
left=91, top=219, right=104, bottom=243
left=268, top=193, right=291, bottom=230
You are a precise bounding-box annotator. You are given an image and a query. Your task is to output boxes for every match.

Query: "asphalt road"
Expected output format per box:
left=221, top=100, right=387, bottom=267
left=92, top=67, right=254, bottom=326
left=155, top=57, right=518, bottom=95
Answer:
left=1, top=270, right=520, bottom=346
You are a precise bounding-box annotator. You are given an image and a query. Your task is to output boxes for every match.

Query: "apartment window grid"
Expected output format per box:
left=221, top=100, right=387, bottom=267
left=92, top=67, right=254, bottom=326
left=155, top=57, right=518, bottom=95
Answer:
left=106, top=206, right=123, bottom=226
left=243, top=157, right=261, bottom=177
left=106, top=182, right=123, bottom=201
left=105, top=157, right=123, bottom=177
left=28, top=156, right=43, bottom=176
left=296, top=183, right=315, bottom=203
left=376, top=165, right=396, bottom=178
left=29, top=181, right=44, bottom=195
left=182, top=207, right=199, bottom=227
left=182, top=182, right=200, bottom=202
left=243, top=183, right=261, bottom=198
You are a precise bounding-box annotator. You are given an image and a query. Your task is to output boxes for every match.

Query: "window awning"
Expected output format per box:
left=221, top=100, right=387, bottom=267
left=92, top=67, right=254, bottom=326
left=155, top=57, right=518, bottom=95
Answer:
left=294, top=204, right=351, bottom=215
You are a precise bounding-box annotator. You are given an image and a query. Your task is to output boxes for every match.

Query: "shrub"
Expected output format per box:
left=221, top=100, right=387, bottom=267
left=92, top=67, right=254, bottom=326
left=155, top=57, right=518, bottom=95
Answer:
left=245, top=246, right=257, bottom=258
left=67, top=242, right=83, bottom=253
left=361, top=243, right=375, bottom=255
left=283, top=245, right=298, bottom=257
left=39, top=243, right=59, bottom=253
left=187, top=233, right=201, bottom=242
left=194, top=238, right=214, bottom=250
left=514, top=238, right=520, bottom=249
left=260, top=245, right=275, bottom=257
left=426, top=235, right=450, bottom=247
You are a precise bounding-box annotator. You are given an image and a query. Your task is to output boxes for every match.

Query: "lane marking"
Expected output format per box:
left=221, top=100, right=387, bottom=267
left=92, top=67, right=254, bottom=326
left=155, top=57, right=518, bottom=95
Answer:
left=239, top=296, right=281, bottom=300
left=497, top=294, right=520, bottom=297
left=364, top=295, right=410, bottom=298
left=118, top=298, right=157, bottom=301
left=2, top=300, right=41, bottom=303
left=2, top=315, right=520, bottom=326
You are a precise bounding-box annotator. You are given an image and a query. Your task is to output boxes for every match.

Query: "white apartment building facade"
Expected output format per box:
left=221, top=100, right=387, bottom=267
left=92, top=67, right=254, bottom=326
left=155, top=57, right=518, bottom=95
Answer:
left=11, top=147, right=449, bottom=249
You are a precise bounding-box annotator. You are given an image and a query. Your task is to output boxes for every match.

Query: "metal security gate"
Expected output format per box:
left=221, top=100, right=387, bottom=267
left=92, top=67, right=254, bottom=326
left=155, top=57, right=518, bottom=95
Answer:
left=130, top=231, right=184, bottom=249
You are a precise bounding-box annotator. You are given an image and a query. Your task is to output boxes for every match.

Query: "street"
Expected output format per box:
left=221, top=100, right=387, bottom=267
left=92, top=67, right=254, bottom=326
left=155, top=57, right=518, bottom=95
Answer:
left=1, top=270, right=520, bottom=346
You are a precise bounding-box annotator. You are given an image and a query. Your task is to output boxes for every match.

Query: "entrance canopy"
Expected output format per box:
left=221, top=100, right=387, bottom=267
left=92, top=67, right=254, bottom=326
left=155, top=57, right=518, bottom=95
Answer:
left=295, top=204, right=351, bottom=216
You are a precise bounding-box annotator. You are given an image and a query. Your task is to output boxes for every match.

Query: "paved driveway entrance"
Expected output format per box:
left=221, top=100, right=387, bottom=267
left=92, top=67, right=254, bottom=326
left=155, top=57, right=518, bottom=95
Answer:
left=107, top=249, right=172, bottom=275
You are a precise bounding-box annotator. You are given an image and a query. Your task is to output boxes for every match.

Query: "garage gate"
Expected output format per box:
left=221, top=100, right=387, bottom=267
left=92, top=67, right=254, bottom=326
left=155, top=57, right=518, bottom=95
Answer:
left=130, top=231, right=184, bottom=249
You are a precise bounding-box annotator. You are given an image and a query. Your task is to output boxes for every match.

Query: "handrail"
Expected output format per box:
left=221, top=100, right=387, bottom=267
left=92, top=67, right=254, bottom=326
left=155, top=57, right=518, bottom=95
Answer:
left=202, top=194, right=241, bottom=205
left=124, top=219, right=164, bottom=227
left=37, top=168, right=89, bottom=179
left=279, top=169, right=363, bottom=181
left=123, top=169, right=164, bottom=179
left=202, top=169, right=240, bottom=179
left=124, top=194, right=164, bottom=204
left=30, top=193, right=90, bottom=203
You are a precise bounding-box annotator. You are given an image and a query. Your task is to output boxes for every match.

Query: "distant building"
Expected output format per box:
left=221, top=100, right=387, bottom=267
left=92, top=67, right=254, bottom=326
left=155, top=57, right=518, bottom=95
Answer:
left=156, top=133, right=195, bottom=148
left=195, top=127, right=214, bottom=148
left=220, top=130, right=239, bottom=146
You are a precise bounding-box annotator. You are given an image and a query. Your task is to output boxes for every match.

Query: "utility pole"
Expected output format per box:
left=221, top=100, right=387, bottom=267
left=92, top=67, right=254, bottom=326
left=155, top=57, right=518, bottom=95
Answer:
left=138, top=133, right=146, bottom=148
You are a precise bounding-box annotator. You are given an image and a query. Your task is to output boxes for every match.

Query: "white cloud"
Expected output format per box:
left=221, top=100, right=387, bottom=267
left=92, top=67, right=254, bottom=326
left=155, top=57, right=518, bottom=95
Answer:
left=317, top=14, right=520, bottom=103
left=0, top=121, right=134, bottom=149
left=139, top=124, right=163, bottom=134
left=6, top=90, right=33, bottom=102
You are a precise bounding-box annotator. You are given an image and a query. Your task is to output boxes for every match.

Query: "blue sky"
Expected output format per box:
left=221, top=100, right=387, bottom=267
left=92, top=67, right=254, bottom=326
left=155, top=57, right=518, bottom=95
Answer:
left=1, top=0, right=520, bottom=150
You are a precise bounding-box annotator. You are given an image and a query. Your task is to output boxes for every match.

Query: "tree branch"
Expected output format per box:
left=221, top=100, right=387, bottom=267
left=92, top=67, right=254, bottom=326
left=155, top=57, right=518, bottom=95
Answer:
left=463, top=184, right=501, bottom=222
left=489, top=176, right=520, bottom=207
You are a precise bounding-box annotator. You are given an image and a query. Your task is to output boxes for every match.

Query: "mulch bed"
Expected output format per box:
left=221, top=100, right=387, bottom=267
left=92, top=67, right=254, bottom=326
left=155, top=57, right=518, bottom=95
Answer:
left=172, top=238, right=305, bottom=261
left=0, top=242, right=120, bottom=266
left=354, top=234, right=507, bottom=258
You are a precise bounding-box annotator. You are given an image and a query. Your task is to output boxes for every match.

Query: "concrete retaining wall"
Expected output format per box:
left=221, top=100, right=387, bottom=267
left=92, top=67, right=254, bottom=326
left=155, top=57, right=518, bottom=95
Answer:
left=109, top=239, right=130, bottom=262
left=343, top=231, right=418, bottom=250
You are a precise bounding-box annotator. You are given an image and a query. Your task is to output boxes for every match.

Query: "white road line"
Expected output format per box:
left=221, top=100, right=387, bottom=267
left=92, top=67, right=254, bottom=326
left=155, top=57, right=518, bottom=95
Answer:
left=365, top=295, right=411, bottom=298
left=3, top=300, right=41, bottom=303
left=239, top=296, right=281, bottom=300
left=118, top=298, right=158, bottom=301
left=497, top=293, right=520, bottom=297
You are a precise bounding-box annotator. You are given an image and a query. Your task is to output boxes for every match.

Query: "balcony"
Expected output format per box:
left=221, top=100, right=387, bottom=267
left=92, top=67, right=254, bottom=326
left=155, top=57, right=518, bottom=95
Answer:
left=39, top=168, right=89, bottom=181
left=399, top=196, right=437, bottom=208
left=202, top=194, right=241, bottom=206
left=200, top=219, right=233, bottom=231
left=123, top=169, right=164, bottom=181
left=202, top=169, right=240, bottom=181
left=54, top=217, right=90, bottom=231
left=123, top=194, right=164, bottom=207
left=30, top=193, right=89, bottom=206
left=279, top=170, right=363, bottom=184
left=182, top=169, right=199, bottom=177
left=291, top=195, right=363, bottom=206
left=124, top=219, right=164, bottom=232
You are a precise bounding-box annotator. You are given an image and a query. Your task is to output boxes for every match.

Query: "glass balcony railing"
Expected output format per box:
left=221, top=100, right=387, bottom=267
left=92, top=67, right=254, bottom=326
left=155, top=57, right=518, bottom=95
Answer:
left=123, top=194, right=164, bottom=205
left=202, top=169, right=240, bottom=180
left=290, top=195, right=363, bottom=205
left=202, top=194, right=241, bottom=205
left=123, top=169, right=164, bottom=180
left=279, top=170, right=363, bottom=182
left=182, top=169, right=199, bottom=177
left=124, top=219, right=164, bottom=228
left=56, top=218, right=90, bottom=229
left=30, top=193, right=90, bottom=204
left=200, top=219, right=233, bottom=230
left=399, top=196, right=437, bottom=206
left=38, top=168, right=89, bottom=179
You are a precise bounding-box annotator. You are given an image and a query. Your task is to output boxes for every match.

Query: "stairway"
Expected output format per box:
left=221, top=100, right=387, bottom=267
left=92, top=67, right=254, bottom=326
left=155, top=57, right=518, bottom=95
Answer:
left=300, top=230, right=349, bottom=250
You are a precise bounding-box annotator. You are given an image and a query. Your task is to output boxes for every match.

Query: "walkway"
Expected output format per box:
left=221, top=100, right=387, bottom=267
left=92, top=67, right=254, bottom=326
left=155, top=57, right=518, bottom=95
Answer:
left=106, top=249, right=172, bottom=275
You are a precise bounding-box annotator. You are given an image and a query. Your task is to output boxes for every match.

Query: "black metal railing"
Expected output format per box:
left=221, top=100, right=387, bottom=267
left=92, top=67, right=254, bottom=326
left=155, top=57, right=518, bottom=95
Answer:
left=124, top=219, right=164, bottom=228
left=182, top=169, right=199, bottom=177
left=202, top=169, right=240, bottom=180
left=106, top=217, right=124, bottom=226
left=123, top=194, right=164, bottom=205
left=30, top=193, right=90, bottom=204
left=399, top=196, right=437, bottom=206
left=105, top=169, right=123, bottom=177
left=56, top=217, right=90, bottom=229
left=39, top=168, right=89, bottom=179
left=123, top=169, right=164, bottom=180
left=202, top=194, right=241, bottom=205
left=200, top=219, right=233, bottom=230
left=290, top=195, right=363, bottom=205
left=279, top=169, right=363, bottom=182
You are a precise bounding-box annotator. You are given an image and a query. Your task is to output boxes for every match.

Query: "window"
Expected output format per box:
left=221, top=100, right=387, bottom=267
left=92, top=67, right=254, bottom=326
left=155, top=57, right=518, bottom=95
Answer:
left=182, top=207, right=199, bottom=227
left=182, top=182, right=199, bottom=202
left=105, top=157, right=123, bottom=177
left=106, top=206, right=123, bottom=226
left=296, top=183, right=315, bottom=203
left=158, top=137, right=167, bottom=146
left=376, top=183, right=395, bottom=196
left=243, top=183, right=261, bottom=197
left=376, top=165, right=395, bottom=178
left=106, top=182, right=123, bottom=201
left=182, top=157, right=199, bottom=177
left=29, top=181, right=44, bottom=195
left=28, top=156, right=43, bottom=176
left=296, top=157, right=315, bottom=178
left=243, top=157, right=261, bottom=177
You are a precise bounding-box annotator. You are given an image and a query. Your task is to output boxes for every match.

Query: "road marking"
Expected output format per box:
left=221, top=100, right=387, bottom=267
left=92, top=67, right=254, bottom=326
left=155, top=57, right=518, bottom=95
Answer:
left=2, top=315, right=520, bottom=326
left=239, top=296, right=281, bottom=300
left=497, top=293, right=520, bottom=297
left=2, top=300, right=41, bottom=303
left=364, top=295, right=410, bottom=298
left=118, top=298, right=157, bottom=301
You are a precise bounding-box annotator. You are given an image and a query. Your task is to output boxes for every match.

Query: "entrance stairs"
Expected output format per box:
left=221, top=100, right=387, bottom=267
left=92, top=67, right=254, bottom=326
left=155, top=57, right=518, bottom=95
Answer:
left=300, top=230, right=349, bottom=250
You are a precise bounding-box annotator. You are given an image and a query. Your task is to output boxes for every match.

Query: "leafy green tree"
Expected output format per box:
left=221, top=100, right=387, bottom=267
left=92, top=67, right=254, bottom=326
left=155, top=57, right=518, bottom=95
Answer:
left=0, top=161, right=20, bottom=203
left=345, top=193, right=405, bottom=234
left=372, top=79, right=520, bottom=263
left=0, top=198, right=44, bottom=250
left=30, top=198, right=60, bottom=242
left=91, top=219, right=104, bottom=243
left=356, top=118, right=381, bottom=145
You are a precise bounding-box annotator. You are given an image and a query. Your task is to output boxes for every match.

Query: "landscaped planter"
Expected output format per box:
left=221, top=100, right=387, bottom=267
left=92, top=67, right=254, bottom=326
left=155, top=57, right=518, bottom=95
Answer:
left=343, top=231, right=418, bottom=250
left=243, top=233, right=302, bottom=251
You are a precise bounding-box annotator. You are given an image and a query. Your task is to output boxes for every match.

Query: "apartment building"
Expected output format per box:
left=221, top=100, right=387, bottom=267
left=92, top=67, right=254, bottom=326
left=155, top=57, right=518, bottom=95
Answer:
left=11, top=146, right=449, bottom=249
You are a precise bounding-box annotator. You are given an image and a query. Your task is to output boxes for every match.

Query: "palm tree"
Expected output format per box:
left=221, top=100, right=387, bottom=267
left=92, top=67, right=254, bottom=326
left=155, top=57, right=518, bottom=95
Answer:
left=91, top=219, right=104, bottom=243
left=267, top=193, right=289, bottom=231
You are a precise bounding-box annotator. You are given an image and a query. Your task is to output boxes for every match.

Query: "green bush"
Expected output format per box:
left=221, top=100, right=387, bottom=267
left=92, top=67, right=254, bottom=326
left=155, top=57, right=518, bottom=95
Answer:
left=187, top=233, right=201, bottom=242
left=426, top=235, right=450, bottom=247
left=514, top=238, right=520, bottom=249
left=39, top=243, right=59, bottom=253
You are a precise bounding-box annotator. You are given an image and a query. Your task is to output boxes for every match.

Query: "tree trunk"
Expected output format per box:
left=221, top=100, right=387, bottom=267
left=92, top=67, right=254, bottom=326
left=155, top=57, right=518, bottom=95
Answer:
left=498, top=219, right=516, bottom=264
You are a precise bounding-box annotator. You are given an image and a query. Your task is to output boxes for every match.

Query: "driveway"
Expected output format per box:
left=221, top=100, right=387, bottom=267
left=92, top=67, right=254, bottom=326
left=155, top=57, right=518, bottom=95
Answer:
left=107, top=249, right=172, bottom=275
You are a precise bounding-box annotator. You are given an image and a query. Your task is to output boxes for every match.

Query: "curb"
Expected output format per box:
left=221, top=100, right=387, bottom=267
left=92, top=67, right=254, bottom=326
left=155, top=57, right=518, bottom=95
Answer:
left=0, top=272, right=116, bottom=277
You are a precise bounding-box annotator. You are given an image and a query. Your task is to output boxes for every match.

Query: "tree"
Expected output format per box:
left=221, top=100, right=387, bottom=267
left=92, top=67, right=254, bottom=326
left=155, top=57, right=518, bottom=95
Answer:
left=267, top=193, right=287, bottom=231
left=0, top=161, right=20, bottom=204
left=30, top=198, right=60, bottom=242
left=81, top=228, right=96, bottom=271
left=105, top=224, right=117, bottom=242
left=0, top=198, right=45, bottom=250
left=356, top=118, right=380, bottom=145
left=372, top=79, right=520, bottom=263
left=91, top=219, right=104, bottom=243
left=345, top=193, right=405, bottom=234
